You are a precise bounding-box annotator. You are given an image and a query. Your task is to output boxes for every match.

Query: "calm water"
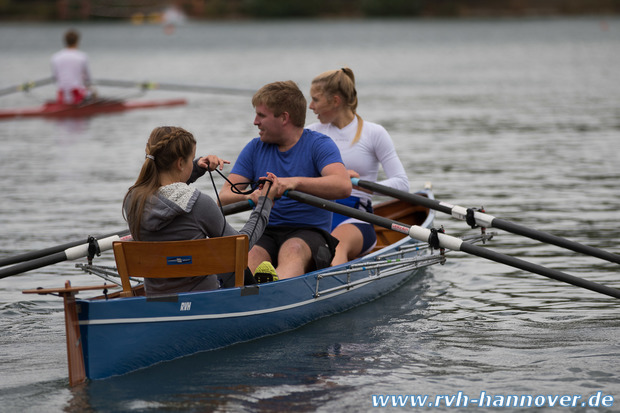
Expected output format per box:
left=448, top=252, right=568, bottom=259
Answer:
left=0, top=17, right=619, bottom=412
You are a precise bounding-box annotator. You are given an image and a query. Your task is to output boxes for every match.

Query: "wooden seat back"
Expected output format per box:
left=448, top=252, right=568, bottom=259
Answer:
left=113, top=235, right=249, bottom=297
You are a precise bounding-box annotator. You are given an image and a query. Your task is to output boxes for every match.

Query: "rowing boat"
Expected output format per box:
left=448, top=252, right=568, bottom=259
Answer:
left=24, top=191, right=442, bottom=385
left=0, top=97, right=187, bottom=120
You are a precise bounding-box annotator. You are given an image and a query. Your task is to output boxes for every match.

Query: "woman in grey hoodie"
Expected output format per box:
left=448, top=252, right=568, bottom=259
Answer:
left=123, top=126, right=280, bottom=295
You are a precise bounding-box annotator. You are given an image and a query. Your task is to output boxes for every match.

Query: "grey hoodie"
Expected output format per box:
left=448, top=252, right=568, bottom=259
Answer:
left=127, top=180, right=273, bottom=295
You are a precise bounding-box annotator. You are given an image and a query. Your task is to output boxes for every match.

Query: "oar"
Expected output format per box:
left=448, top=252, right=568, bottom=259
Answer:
left=92, top=79, right=255, bottom=96
left=0, top=200, right=253, bottom=279
left=285, top=190, right=620, bottom=300
left=0, top=233, right=132, bottom=280
left=0, top=229, right=130, bottom=268
left=0, top=77, right=55, bottom=97
left=352, top=178, right=620, bottom=266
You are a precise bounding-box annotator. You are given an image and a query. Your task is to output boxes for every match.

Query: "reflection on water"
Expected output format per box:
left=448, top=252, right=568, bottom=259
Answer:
left=0, top=17, right=619, bottom=412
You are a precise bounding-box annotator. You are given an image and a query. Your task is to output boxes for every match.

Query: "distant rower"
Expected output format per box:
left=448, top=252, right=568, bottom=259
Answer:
left=51, top=29, right=92, bottom=104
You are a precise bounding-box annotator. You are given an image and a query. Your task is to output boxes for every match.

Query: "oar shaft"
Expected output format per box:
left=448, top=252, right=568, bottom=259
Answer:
left=354, top=178, right=620, bottom=265
left=490, top=217, right=620, bottom=265
left=0, top=252, right=68, bottom=280
left=285, top=190, right=620, bottom=300
left=0, top=200, right=252, bottom=278
left=0, top=229, right=130, bottom=268
left=0, top=77, right=55, bottom=96
left=0, top=233, right=130, bottom=279
left=93, top=79, right=255, bottom=96
left=460, top=241, right=620, bottom=299
left=411, top=226, right=620, bottom=299
left=285, top=190, right=405, bottom=233
left=353, top=178, right=451, bottom=213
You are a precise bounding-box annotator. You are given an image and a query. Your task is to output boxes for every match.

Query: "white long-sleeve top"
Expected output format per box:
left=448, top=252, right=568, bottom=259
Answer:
left=50, top=48, right=91, bottom=92
left=307, top=116, right=409, bottom=205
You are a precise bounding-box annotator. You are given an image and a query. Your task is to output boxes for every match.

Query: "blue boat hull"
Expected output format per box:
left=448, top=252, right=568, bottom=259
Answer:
left=77, top=194, right=438, bottom=380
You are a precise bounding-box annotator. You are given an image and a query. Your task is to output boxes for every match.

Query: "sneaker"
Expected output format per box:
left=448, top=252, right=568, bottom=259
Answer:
left=254, top=261, right=278, bottom=283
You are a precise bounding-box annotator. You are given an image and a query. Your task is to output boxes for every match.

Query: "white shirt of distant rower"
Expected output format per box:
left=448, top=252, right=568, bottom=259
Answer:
left=51, top=48, right=91, bottom=92
left=307, top=116, right=410, bottom=205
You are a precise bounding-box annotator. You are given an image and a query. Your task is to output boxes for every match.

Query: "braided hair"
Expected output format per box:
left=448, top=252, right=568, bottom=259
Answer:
left=123, top=126, right=196, bottom=239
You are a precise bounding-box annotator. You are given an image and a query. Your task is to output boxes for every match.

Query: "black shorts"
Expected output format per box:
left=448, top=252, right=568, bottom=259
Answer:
left=255, top=226, right=339, bottom=272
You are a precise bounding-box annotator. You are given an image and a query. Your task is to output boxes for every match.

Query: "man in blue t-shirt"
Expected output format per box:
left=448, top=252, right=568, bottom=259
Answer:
left=219, top=80, right=351, bottom=279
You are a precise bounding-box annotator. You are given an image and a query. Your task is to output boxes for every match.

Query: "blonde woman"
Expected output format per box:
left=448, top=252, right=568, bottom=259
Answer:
left=307, top=68, right=410, bottom=265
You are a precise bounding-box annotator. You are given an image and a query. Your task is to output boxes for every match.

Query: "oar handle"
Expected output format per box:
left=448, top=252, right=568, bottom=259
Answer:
left=221, top=199, right=254, bottom=215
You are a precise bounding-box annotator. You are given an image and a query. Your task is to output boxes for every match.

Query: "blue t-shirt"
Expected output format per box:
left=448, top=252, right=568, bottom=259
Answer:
left=231, top=129, right=343, bottom=232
